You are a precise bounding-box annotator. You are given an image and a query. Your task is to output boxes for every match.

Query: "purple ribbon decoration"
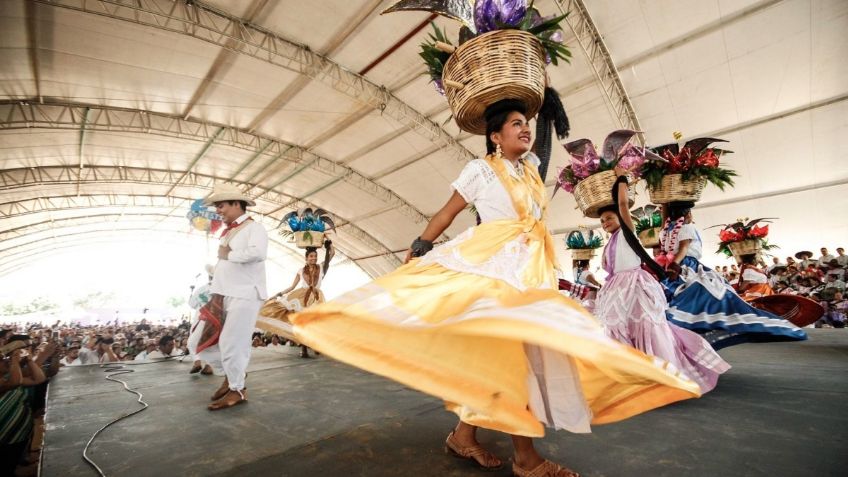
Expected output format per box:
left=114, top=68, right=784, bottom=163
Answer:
left=474, top=0, right=527, bottom=33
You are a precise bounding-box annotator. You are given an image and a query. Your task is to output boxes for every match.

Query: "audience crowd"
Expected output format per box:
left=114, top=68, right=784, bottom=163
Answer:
left=719, top=247, right=848, bottom=328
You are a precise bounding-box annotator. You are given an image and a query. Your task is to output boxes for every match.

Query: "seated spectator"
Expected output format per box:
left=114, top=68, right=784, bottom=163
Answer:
left=836, top=247, right=848, bottom=267
left=766, top=256, right=784, bottom=274
left=819, top=247, right=835, bottom=266
left=147, top=335, right=179, bottom=359
left=133, top=341, right=157, bottom=361
left=727, top=271, right=739, bottom=286
left=60, top=343, right=81, bottom=366
left=824, top=273, right=846, bottom=292
left=267, top=335, right=284, bottom=348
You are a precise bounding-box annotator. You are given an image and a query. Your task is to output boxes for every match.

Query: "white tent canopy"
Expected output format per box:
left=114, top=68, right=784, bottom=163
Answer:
left=1, top=0, right=846, bottom=280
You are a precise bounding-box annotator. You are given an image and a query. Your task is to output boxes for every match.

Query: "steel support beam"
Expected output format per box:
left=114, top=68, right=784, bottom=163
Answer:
left=0, top=165, right=402, bottom=269
left=0, top=100, right=430, bottom=226
left=34, top=0, right=474, bottom=163
left=554, top=0, right=643, bottom=142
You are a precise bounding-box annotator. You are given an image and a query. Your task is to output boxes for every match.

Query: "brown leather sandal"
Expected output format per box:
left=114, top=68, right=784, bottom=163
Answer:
left=189, top=363, right=202, bottom=374
left=512, top=460, right=579, bottom=477
left=211, top=378, right=229, bottom=401
left=208, top=389, right=247, bottom=411
left=444, top=431, right=503, bottom=471
left=200, top=364, right=213, bottom=375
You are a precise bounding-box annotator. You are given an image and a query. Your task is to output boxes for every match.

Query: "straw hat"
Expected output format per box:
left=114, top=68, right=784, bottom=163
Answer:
left=205, top=264, right=215, bottom=276
left=794, top=250, right=813, bottom=259
left=203, top=183, right=256, bottom=207
left=751, top=295, right=823, bottom=328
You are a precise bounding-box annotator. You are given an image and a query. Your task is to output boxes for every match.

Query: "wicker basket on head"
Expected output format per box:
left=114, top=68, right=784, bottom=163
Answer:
left=638, top=227, right=662, bottom=249
left=728, top=240, right=761, bottom=262
left=294, top=231, right=324, bottom=249
left=648, top=174, right=707, bottom=204
left=573, top=171, right=635, bottom=219
left=570, top=248, right=597, bottom=261
left=442, top=29, right=546, bottom=135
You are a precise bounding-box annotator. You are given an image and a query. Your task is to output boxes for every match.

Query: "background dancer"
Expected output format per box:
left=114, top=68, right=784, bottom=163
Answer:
left=657, top=202, right=806, bottom=349
left=594, top=170, right=729, bottom=393
left=261, top=240, right=334, bottom=358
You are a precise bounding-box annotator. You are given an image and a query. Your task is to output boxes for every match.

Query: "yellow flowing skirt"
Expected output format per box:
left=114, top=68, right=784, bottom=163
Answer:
left=291, top=221, right=701, bottom=437
left=258, top=288, right=325, bottom=342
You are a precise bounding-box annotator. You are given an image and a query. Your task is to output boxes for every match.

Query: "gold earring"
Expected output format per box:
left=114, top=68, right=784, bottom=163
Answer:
left=495, top=143, right=503, bottom=159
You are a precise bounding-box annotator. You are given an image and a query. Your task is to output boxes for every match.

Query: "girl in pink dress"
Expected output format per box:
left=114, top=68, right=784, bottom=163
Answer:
left=594, top=167, right=730, bottom=393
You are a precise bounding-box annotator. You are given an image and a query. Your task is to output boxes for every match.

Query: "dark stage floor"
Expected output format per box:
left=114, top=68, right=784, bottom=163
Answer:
left=41, top=329, right=847, bottom=477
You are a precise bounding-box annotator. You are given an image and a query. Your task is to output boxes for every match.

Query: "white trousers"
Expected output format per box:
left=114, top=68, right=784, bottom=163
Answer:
left=197, top=295, right=262, bottom=391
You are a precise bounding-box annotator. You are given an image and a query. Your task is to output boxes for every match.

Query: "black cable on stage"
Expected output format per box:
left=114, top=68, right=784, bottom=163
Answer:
left=81, top=357, right=176, bottom=476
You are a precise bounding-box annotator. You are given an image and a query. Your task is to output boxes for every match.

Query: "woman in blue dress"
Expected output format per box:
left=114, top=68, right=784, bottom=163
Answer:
left=657, top=201, right=806, bottom=349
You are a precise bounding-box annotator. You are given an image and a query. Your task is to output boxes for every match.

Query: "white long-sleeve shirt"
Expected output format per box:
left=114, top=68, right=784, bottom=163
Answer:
left=211, top=214, right=269, bottom=300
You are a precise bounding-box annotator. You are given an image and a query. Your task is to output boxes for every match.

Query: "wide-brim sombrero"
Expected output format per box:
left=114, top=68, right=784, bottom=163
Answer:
left=751, top=295, right=824, bottom=328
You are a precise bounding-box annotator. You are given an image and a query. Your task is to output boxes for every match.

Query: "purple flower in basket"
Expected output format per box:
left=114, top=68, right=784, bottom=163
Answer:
left=617, top=144, right=648, bottom=178
left=433, top=78, right=446, bottom=96
left=563, top=139, right=600, bottom=179
left=474, top=0, right=527, bottom=33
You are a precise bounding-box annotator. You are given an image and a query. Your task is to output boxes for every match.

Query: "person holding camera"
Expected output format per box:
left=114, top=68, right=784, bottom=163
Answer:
left=0, top=340, right=47, bottom=476
left=78, top=335, right=118, bottom=364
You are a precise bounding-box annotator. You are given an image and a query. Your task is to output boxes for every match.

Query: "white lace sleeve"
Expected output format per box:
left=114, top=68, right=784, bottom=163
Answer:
left=678, top=224, right=697, bottom=242
left=451, top=160, right=494, bottom=203
left=742, top=267, right=767, bottom=284
left=525, top=152, right=541, bottom=168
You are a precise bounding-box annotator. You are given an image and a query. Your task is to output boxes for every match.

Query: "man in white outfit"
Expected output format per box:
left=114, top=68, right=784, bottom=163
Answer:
left=197, top=184, right=268, bottom=411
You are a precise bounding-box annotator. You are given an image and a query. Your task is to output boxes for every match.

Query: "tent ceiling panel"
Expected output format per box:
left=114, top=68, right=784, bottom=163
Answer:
left=0, top=6, right=30, bottom=99
left=252, top=80, right=365, bottom=147
left=428, top=109, right=463, bottom=139
left=183, top=54, right=303, bottom=130
left=378, top=154, right=464, bottom=216
left=30, top=7, right=223, bottom=114
left=329, top=11, right=459, bottom=80
left=308, top=180, right=402, bottom=224
left=247, top=0, right=369, bottom=55
left=348, top=129, right=443, bottom=177
left=309, top=111, right=406, bottom=161
left=392, top=75, right=450, bottom=119
left=355, top=207, right=425, bottom=251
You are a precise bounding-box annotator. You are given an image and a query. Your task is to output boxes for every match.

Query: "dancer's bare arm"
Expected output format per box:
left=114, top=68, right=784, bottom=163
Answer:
left=403, top=191, right=468, bottom=263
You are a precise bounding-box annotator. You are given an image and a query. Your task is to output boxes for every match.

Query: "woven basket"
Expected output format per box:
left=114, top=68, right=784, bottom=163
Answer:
left=728, top=240, right=761, bottom=261
left=648, top=174, right=707, bottom=204
left=573, top=171, right=635, bottom=219
left=442, top=29, right=546, bottom=135
left=638, top=227, right=662, bottom=249
left=570, top=248, right=597, bottom=261
left=294, top=231, right=324, bottom=249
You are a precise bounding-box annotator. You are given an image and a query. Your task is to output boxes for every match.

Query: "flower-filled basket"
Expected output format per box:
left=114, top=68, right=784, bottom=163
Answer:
left=642, top=135, right=737, bottom=204
left=554, top=130, right=664, bottom=218
left=631, top=205, right=663, bottom=248
left=386, top=0, right=571, bottom=134
left=565, top=229, right=603, bottom=260
left=713, top=217, right=778, bottom=263
left=280, top=208, right=335, bottom=249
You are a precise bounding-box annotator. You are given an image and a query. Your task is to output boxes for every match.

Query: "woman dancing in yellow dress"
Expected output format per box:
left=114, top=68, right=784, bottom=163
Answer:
left=291, top=100, right=700, bottom=477
left=259, top=240, right=334, bottom=358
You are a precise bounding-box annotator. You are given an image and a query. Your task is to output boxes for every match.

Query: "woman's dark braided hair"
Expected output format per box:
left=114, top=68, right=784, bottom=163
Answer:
left=600, top=180, right=667, bottom=279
